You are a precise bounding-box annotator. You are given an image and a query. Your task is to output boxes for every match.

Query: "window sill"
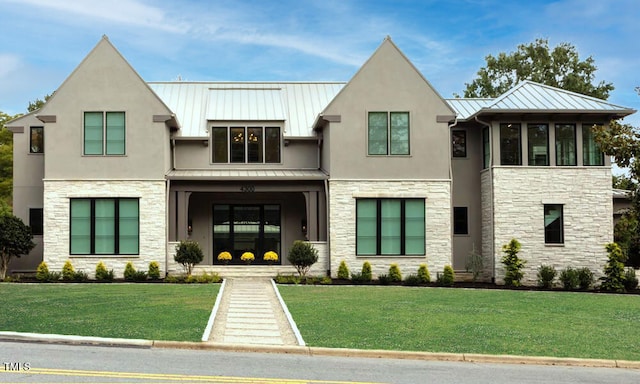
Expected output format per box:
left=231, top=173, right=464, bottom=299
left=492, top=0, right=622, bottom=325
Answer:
left=70, top=254, right=140, bottom=258
left=544, top=243, right=565, bottom=247
left=356, top=254, right=426, bottom=258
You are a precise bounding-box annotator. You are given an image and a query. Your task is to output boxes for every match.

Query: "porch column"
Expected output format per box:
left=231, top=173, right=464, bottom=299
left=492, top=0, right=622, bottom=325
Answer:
left=176, top=191, right=192, bottom=241
left=303, top=191, right=319, bottom=241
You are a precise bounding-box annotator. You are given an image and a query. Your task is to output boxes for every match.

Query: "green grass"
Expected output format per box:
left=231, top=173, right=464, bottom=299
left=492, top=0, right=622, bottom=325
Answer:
left=0, top=284, right=219, bottom=341
left=279, top=286, right=640, bottom=361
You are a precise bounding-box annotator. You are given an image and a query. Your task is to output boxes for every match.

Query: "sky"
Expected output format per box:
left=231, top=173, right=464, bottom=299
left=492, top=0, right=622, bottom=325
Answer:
left=1, top=0, right=639, bottom=129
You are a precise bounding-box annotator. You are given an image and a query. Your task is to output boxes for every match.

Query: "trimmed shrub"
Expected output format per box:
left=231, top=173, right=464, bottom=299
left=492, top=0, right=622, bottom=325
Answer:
left=175, top=240, right=204, bottom=275
left=337, top=260, right=350, bottom=280
left=417, top=263, right=431, bottom=283
left=559, top=267, right=579, bottom=290
left=600, top=243, right=626, bottom=292
left=350, top=272, right=368, bottom=284
left=164, top=274, right=186, bottom=284
left=388, top=264, right=402, bottom=282
left=320, top=276, right=332, bottom=285
left=124, top=262, right=136, bottom=281
left=195, top=272, right=221, bottom=284
left=62, top=260, right=75, bottom=281
left=95, top=261, right=114, bottom=282
left=437, top=265, right=455, bottom=286
left=537, top=265, right=557, bottom=288
left=501, top=238, right=525, bottom=287
left=377, top=274, right=392, bottom=285
left=132, top=271, right=148, bottom=282
left=287, top=241, right=318, bottom=277
left=148, top=261, right=161, bottom=280
left=576, top=267, right=594, bottom=290
left=36, top=261, right=49, bottom=282
left=73, top=270, right=89, bottom=282
left=361, top=261, right=372, bottom=282
left=624, top=268, right=638, bottom=291
left=403, top=274, right=421, bottom=286
left=275, top=274, right=301, bottom=284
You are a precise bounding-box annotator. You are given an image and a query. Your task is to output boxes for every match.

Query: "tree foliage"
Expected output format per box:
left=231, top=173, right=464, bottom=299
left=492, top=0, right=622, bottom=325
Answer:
left=27, top=93, right=52, bottom=113
left=0, top=213, right=36, bottom=279
left=593, top=112, right=640, bottom=267
left=463, top=38, right=614, bottom=99
left=287, top=240, right=318, bottom=277
left=0, top=112, right=16, bottom=211
left=174, top=240, right=204, bottom=275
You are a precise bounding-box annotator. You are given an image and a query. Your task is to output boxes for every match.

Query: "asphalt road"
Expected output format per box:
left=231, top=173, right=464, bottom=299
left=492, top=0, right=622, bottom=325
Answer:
left=1, top=341, right=639, bottom=384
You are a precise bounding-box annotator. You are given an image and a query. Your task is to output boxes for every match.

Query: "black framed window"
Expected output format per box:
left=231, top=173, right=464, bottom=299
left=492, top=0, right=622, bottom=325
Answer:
left=500, top=123, right=521, bottom=165
left=453, top=207, right=468, bottom=235
left=527, top=124, right=549, bottom=166
left=29, top=208, right=43, bottom=236
left=211, top=126, right=280, bottom=164
left=70, top=198, right=139, bottom=255
left=356, top=199, right=425, bottom=255
left=452, top=130, right=467, bottom=157
left=368, top=112, right=410, bottom=155
left=544, top=204, right=564, bottom=244
left=84, top=112, right=125, bottom=155
left=30, top=127, right=44, bottom=153
left=582, top=124, right=604, bottom=166
left=555, top=124, right=576, bottom=166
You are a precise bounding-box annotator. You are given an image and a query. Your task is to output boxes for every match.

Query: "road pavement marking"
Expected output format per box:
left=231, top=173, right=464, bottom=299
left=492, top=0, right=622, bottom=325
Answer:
left=1, top=367, right=387, bottom=384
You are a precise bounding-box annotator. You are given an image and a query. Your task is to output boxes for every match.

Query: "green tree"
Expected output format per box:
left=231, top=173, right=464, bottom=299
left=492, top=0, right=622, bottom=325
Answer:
left=463, top=38, right=613, bottom=99
left=0, top=112, right=15, bottom=211
left=27, top=93, right=52, bottom=113
left=593, top=113, right=640, bottom=267
left=0, top=213, right=36, bottom=279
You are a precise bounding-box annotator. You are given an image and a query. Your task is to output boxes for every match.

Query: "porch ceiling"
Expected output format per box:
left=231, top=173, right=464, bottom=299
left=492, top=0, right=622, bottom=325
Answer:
left=166, top=169, right=328, bottom=180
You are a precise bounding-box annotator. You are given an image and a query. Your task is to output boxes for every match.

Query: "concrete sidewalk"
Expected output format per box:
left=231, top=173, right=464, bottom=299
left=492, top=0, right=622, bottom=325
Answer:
left=208, top=278, right=302, bottom=346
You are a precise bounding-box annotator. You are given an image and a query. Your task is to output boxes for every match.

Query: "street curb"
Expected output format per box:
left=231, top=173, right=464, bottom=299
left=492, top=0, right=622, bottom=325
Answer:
left=2, top=332, right=640, bottom=370
left=0, top=331, right=152, bottom=348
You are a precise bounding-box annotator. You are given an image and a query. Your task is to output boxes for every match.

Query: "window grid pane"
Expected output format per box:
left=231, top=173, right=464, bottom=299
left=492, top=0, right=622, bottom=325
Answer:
left=230, top=127, right=245, bottom=163
left=70, top=200, right=91, bottom=254
left=452, top=130, right=466, bottom=157
left=527, top=124, right=549, bottom=166
left=583, top=124, right=604, bottom=166
left=30, top=127, right=44, bottom=154
left=404, top=200, right=425, bottom=255
left=247, top=127, right=263, bottom=163
left=555, top=124, right=576, bottom=166
left=118, top=199, right=139, bottom=254
left=356, top=200, right=377, bottom=255
left=500, top=123, right=521, bottom=165
left=212, top=127, right=228, bottom=163
left=380, top=200, right=402, bottom=255
left=368, top=112, right=388, bottom=155
left=94, top=200, right=115, bottom=254
left=390, top=112, right=409, bottom=155
left=84, top=112, right=104, bottom=155
left=544, top=204, right=564, bottom=244
left=106, top=112, right=125, bottom=155
left=265, top=127, right=280, bottom=163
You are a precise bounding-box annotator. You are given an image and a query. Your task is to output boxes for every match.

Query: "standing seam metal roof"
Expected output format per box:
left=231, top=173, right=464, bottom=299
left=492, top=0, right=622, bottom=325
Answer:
left=148, top=82, right=345, bottom=137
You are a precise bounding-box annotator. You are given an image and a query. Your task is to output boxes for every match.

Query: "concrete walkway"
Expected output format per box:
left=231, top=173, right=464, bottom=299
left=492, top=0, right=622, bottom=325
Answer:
left=208, top=278, right=300, bottom=346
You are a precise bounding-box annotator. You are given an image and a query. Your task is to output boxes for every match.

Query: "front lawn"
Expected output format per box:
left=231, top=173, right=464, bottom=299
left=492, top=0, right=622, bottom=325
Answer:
left=0, top=284, right=218, bottom=341
left=279, top=285, right=640, bottom=361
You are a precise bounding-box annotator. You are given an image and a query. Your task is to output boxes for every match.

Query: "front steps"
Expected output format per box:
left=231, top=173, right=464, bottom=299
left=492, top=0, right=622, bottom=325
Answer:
left=193, top=265, right=299, bottom=278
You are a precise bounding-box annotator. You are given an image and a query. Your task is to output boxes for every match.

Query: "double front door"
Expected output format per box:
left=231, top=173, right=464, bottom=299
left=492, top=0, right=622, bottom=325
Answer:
left=212, top=204, right=281, bottom=265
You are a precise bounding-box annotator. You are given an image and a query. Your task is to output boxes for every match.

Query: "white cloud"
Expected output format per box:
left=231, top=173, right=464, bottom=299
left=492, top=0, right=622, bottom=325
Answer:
left=3, top=0, right=186, bottom=33
left=0, top=54, right=20, bottom=78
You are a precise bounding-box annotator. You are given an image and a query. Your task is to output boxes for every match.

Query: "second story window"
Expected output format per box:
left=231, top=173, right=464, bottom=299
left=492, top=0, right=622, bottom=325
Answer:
left=30, top=126, right=44, bottom=153
left=84, top=112, right=125, bottom=155
left=452, top=130, right=466, bottom=157
left=583, top=124, right=604, bottom=166
left=500, top=123, right=521, bottom=165
left=527, top=124, right=549, bottom=166
left=211, top=126, right=280, bottom=164
left=368, top=112, right=410, bottom=155
left=555, top=124, right=576, bottom=166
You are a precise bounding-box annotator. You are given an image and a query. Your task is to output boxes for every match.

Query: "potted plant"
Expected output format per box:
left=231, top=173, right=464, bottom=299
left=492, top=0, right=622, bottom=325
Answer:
left=217, top=251, right=232, bottom=265
left=241, top=252, right=255, bottom=265
left=263, top=251, right=278, bottom=265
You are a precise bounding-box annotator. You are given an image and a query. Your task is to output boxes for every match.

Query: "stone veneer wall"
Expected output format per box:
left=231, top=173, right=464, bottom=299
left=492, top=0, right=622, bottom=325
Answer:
left=43, top=180, right=166, bottom=278
left=329, top=180, right=451, bottom=278
left=490, top=167, right=612, bottom=285
left=480, top=169, right=495, bottom=280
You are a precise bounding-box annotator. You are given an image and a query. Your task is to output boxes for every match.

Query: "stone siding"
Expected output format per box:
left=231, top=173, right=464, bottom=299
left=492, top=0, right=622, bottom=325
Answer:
left=328, top=180, right=451, bottom=279
left=43, top=180, right=166, bottom=278
left=490, top=167, right=612, bottom=285
left=480, top=169, right=495, bottom=280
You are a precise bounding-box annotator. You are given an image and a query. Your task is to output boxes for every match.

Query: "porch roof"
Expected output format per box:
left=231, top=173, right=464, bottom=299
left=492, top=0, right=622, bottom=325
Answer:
left=166, top=169, right=328, bottom=180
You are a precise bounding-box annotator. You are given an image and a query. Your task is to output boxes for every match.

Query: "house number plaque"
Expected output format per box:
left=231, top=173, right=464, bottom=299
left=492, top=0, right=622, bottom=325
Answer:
left=240, top=185, right=255, bottom=192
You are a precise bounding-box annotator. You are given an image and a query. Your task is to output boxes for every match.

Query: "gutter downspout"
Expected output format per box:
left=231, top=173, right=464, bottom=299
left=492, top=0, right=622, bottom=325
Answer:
left=165, top=178, right=171, bottom=277
left=474, top=115, right=495, bottom=283
left=448, top=117, right=458, bottom=270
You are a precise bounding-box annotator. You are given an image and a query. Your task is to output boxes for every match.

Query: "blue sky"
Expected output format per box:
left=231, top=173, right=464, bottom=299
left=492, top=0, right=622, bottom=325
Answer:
left=1, top=0, right=639, bottom=127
